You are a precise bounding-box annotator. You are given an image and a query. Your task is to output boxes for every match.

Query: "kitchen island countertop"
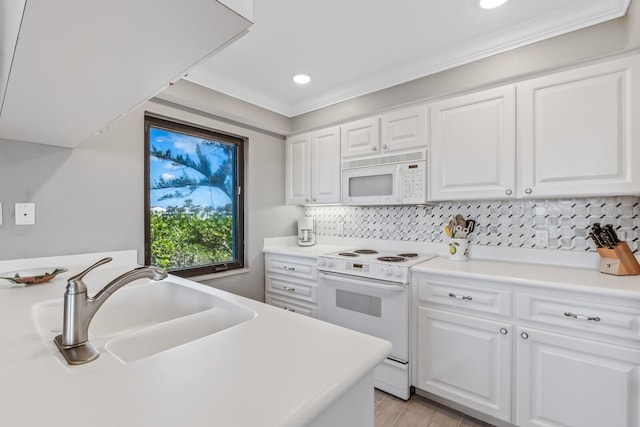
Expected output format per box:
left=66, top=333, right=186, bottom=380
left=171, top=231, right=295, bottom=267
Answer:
left=0, top=251, right=391, bottom=427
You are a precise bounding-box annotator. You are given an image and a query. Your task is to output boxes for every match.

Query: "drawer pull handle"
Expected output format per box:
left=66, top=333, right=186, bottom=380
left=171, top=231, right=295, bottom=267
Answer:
left=283, top=286, right=296, bottom=292
left=564, top=312, right=600, bottom=322
left=283, top=306, right=295, bottom=312
left=448, top=292, right=472, bottom=301
left=500, top=328, right=508, bottom=335
left=283, top=266, right=296, bottom=271
left=521, top=332, right=529, bottom=339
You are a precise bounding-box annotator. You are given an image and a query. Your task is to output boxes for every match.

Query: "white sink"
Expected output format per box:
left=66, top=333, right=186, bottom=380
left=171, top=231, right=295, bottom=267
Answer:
left=33, top=281, right=256, bottom=364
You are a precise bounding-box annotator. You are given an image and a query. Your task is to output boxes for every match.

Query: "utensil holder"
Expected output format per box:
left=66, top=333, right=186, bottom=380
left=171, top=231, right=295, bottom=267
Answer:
left=448, top=238, right=469, bottom=262
left=596, top=242, right=640, bottom=275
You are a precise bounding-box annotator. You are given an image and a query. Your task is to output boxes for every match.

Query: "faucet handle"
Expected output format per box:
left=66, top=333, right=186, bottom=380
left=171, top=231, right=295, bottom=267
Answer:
left=66, top=257, right=113, bottom=294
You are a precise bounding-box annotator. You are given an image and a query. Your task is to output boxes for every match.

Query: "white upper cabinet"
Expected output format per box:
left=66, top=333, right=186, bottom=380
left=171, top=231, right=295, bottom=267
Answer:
left=517, top=55, right=640, bottom=198
left=429, top=54, right=640, bottom=201
left=341, top=117, right=380, bottom=159
left=341, top=107, right=428, bottom=160
left=380, top=106, right=429, bottom=153
left=429, top=86, right=516, bottom=201
left=286, top=127, right=341, bottom=205
left=286, top=133, right=312, bottom=205
left=311, top=127, right=342, bottom=204
left=0, top=0, right=252, bottom=148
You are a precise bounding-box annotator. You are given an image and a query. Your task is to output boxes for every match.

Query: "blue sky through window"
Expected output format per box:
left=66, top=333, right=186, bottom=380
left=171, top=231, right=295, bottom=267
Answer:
left=149, top=128, right=232, bottom=209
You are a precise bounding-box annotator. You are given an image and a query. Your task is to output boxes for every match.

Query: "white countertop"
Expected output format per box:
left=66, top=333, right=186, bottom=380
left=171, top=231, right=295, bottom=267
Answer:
left=0, top=251, right=391, bottom=427
left=263, top=237, right=640, bottom=300
left=412, top=256, right=640, bottom=299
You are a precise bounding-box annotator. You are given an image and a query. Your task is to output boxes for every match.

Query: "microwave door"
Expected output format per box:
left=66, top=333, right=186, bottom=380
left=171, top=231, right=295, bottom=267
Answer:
left=342, top=165, right=401, bottom=205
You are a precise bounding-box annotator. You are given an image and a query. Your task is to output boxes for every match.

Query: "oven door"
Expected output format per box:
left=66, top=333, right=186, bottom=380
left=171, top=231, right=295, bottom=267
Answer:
left=341, top=163, right=402, bottom=206
left=318, top=271, right=409, bottom=362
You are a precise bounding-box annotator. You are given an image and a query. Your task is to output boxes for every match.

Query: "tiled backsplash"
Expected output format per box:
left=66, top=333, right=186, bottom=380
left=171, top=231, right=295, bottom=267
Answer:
left=304, top=196, right=640, bottom=252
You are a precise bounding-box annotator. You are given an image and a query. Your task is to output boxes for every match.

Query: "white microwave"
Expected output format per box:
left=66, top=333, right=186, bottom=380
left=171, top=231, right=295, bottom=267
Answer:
left=341, top=150, right=427, bottom=205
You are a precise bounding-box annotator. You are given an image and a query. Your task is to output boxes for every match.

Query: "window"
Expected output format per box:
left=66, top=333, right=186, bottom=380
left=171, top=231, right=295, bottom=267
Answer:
left=144, top=115, right=244, bottom=277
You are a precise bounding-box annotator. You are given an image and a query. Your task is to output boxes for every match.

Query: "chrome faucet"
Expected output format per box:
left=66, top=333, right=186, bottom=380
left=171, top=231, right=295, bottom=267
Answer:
left=54, top=257, right=168, bottom=365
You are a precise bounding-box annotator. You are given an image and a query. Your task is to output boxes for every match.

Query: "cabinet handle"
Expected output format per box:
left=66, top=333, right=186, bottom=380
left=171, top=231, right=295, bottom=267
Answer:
left=524, top=187, right=532, bottom=194
left=283, top=306, right=295, bottom=312
left=304, top=198, right=309, bottom=203
left=382, top=144, right=388, bottom=149
left=564, top=312, right=601, bottom=322
left=312, top=198, right=317, bottom=202
left=500, top=328, right=508, bottom=335
left=505, top=189, right=512, bottom=196
left=448, top=292, right=472, bottom=301
left=372, top=146, right=377, bottom=151
left=283, top=286, right=296, bottom=292
left=520, top=332, right=529, bottom=339
left=283, top=266, right=296, bottom=271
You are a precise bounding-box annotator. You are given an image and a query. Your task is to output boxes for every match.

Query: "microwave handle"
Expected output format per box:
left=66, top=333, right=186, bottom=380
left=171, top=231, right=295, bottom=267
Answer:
left=319, top=272, right=406, bottom=291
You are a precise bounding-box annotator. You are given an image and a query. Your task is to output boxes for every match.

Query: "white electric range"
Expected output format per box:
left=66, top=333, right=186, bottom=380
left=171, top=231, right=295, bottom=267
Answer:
left=317, top=249, right=436, bottom=400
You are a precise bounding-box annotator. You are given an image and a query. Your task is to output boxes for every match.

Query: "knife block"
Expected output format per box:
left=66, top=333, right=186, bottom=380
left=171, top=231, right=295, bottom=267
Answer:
left=596, top=242, right=640, bottom=275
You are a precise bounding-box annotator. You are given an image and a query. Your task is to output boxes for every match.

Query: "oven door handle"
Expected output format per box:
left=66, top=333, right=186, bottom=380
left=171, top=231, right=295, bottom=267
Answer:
left=319, top=272, right=406, bottom=292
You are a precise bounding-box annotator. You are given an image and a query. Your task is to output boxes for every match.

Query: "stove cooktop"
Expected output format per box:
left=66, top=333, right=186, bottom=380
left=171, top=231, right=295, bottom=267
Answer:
left=317, top=249, right=437, bottom=283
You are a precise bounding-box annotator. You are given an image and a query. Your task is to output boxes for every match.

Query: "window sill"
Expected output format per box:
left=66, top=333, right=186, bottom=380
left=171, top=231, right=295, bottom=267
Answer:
left=186, top=267, right=250, bottom=283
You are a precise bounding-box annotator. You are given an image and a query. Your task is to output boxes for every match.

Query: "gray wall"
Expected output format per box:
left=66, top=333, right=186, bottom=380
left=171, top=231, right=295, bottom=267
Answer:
left=0, top=99, right=301, bottom=301
left=291, top=1, right=640, bottom=133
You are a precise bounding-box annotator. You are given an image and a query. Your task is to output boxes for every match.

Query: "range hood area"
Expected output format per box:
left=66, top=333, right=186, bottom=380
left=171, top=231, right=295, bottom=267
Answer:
left=0, top=0, right=252, bottom=148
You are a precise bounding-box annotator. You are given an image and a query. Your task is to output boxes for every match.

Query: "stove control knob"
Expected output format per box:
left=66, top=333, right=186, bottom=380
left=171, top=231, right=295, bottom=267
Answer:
left=384, top=268, right=393, bottom=276
left=395, top=270, right=403, bottom=277
left=327, top=260, right=335, bottom=268
left=318, top=259, right=326, bottom=267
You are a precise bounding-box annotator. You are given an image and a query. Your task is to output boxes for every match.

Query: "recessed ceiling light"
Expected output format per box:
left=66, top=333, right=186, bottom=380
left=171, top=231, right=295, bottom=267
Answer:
left=293, top=74, right=311, bottom=85
left=479, top=0, right=509, bottom=9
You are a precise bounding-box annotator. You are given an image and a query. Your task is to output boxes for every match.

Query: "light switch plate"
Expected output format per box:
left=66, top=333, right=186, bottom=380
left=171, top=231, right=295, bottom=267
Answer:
left=15, top=203, right=35, bottom=225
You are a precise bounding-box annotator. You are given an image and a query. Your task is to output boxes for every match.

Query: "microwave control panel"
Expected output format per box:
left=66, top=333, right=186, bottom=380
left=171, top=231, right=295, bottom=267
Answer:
left=401, top=161, right=426, bottom=204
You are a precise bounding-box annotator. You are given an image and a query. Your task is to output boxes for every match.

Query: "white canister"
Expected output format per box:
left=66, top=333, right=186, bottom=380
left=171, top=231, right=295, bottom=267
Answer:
left=448, top=238, right=469, bottom=261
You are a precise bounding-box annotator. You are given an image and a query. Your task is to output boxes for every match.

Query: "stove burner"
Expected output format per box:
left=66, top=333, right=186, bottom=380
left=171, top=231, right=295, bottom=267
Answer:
left=354, top=249, right=378, bottom=254
left=377, top=256, right=406, bottom=263
left=398, top=253, right=418, bottom=258
left=338, top=252, right=358, bottom=257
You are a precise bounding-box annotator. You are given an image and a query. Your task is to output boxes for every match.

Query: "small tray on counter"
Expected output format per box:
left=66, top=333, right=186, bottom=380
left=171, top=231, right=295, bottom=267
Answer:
left=0, top=267, right=68, bottom=287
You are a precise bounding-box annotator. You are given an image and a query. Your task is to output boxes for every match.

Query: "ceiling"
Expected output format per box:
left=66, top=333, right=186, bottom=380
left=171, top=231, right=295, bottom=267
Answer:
left=185, top=0, right=631, bottom=117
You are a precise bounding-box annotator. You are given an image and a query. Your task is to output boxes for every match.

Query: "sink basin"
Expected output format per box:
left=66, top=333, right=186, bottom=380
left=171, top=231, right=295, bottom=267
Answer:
left=33, top=281, right=256, bottom=363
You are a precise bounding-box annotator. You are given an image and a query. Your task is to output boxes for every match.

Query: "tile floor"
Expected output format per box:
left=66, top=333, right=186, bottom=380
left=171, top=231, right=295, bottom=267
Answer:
left=374, top=389, right=494, bottom=427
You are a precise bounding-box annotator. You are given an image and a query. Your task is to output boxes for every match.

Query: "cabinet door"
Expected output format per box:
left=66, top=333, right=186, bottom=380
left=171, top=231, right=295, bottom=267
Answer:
left=516, top=327, right=640, bottom=427
left=341, top=117, right=380, bottom=159
left=429, top=85, right=516, bottom=201
left=285, top=133, right=311, bottom=205
left=311, top=126, right=341, bottom=204
left=417, top=307, right=512, bottom=422
left=380, top=105, right=428, bottom=153
left=517, top=55, right=640, bottom=198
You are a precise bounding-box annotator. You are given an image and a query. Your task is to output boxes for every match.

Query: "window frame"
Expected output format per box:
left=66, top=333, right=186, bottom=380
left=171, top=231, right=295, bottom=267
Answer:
left=144, top=114, right=245, bottom=278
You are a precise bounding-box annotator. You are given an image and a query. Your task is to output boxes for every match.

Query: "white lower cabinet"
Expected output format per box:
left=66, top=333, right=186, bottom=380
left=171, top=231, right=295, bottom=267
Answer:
left=414, top=270, right=640, bottom=427
left=417, top=307, right=512, bottom=422
left=516, top=327, right=640, bottom=427
left=264, top=253, right=318, bottom=318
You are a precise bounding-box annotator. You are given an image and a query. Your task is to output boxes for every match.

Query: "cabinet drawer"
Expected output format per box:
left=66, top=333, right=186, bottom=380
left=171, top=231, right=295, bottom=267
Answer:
left=265, top=255, right=317, bottom=281
left=517, top=293, right=640, bottom=341
left=265, top=294, right=317, bottom=318
left=417, top=278, right=512, bottom=317
left=265, top=276, right=317, bottom=303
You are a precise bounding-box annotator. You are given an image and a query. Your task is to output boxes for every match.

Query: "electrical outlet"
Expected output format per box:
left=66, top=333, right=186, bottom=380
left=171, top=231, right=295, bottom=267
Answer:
left=535, top=229, right=549, bottom=248
left=15, top=203, right=35, bottom=225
